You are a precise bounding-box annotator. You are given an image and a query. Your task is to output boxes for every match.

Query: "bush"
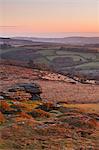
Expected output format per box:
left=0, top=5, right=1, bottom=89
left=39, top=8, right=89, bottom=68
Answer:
left=0, top=112, right=5, bottom=123
left=14, top=112, right=33, bottom=123
left=19, top=112, right=32, bottom=119
left=30, top=109, right=50, bottom=118
left=11, top=101, right=41, bottom=112
left=0, top=43, right=12, bottom=49
left=0, top=101, right=11, bottom=113
left=38, top=102, right=56, bottom=112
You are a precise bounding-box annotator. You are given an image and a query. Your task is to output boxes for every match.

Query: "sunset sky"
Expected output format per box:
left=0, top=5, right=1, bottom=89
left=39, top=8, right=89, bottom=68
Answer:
left=0, top=0, right=99, bottom=37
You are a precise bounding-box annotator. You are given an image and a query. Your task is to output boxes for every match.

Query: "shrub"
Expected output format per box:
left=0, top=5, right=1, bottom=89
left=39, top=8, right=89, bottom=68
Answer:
left=0, top=101, right=11, bottom=113
left=15, top=112, right=33, bottom=123
left=19, top=112, right=32, bottom=119
left=38, top=102, right=56, bottom=112
left=0, top=43, right=12, bottom=49
left=30, top=109, right=50, bottom=118
left=0, top=112, right=5, bottom=123
left=11, top=101, right=41, bottom=112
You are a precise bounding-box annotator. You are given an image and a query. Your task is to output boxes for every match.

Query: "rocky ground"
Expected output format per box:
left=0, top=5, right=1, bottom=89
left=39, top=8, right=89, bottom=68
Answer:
left=0, top=65, right=99, bottom=103
left=0, top=64, right=99, bottom=150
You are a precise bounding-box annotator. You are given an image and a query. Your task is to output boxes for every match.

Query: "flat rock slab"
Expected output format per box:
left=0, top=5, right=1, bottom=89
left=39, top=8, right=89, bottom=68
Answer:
left=1, top=83, right=42, bottom=101
left=8, top=83, right=42, bottom=94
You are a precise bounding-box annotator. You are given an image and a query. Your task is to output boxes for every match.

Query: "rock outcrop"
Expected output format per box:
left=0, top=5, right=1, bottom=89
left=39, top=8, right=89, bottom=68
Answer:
left=1, top=83, right=42, bottom=101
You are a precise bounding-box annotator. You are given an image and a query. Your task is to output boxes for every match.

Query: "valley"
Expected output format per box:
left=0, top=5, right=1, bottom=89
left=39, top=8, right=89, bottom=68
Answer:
left=0, top=37, right=99, bottom=150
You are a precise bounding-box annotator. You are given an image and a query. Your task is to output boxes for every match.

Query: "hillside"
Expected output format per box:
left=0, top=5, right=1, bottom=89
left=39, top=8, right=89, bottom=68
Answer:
left=14, top=37, right=99, bottom=45
left=0, top=64, right=99, bottom=104
left=0, top=38, right=99, bottom=149
left=0, top=40, right=99, bottom=81
left=0, top=37, right=33, bottom=46
left=0, top=64, right=99, bottom=150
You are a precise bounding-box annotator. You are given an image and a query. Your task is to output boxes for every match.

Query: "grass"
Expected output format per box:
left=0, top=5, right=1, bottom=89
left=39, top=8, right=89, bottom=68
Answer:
left=1, top=44, right=99, bottom=79
left=56, top=50, right=97, bottom=60
left=47, top=55, right=85, bottom=61
left=63, top=103, right=99, bottom=114
left=37, top=49, right=56, bottom=56
left=34, top=57, right=49, bottom=64
left=35, top=49, right=98, bottom=71
left=75, top=62, right=99, bottom=70
left=0, top=98, right=99, bottom=150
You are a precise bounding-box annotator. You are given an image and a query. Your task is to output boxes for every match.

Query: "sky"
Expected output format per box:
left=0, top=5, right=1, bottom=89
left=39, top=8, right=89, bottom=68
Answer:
left=0, top=0, right=99, bottom=37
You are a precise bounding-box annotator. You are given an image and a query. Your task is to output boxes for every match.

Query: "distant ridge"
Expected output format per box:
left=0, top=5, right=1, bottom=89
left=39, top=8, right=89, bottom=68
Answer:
left=0, top=36, right=99, bottom=45
left=0, top=37, right=33, bottom=46
left=12, top=36, right=99, bottom=45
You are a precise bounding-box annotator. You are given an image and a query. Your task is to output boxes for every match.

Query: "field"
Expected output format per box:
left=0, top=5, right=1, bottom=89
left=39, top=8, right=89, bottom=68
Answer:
left=0, top=43, right=99, bottom=80
left=0, top=39, right=99, bottom=149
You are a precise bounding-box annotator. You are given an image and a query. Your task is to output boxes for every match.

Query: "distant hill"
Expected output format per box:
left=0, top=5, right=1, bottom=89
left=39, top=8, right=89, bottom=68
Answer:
left=13, top=36, right=99, bottom=45
left=0, top=37, right=33, bottom=46
left=0, top=36, right=99, bottom=45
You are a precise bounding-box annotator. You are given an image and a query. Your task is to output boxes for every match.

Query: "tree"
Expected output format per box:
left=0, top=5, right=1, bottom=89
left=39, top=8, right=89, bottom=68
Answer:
left=28, top=60, right=35, bottom=68
left=0, top=43, right=12, bottom=49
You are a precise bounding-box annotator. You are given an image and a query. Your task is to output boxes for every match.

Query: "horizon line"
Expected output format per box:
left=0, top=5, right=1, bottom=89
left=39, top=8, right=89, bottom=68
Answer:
left=0, top=32, right=99, bottom=38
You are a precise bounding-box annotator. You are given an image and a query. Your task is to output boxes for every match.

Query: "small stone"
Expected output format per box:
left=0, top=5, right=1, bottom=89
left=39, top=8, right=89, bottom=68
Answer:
left=0, top=96, right=4, bottom=100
